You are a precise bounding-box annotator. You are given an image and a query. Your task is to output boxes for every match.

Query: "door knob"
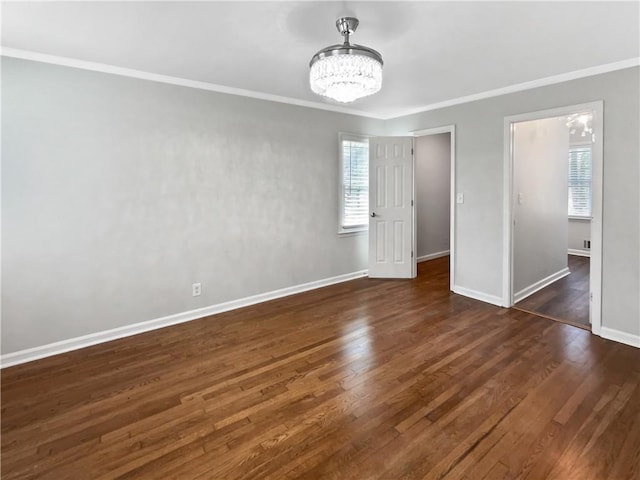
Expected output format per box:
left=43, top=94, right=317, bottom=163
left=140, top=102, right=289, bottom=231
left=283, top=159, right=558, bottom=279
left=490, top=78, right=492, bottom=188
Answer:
left=370, top=212, right=376, bottom=217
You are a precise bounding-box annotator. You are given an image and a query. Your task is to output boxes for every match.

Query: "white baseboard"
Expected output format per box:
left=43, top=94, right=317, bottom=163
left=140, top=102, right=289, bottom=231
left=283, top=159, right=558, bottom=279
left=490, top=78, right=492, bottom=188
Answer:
left=514, top=267, right=570, bottom=303
left=568, top=249, right=591, bottom=257
left=1, top=269, right=369, bottom=368
left=452, top=285, right=504, bottom=307
left=417, top=250, right=450, bottom=263
left=599, top=327, right=640, bottom=348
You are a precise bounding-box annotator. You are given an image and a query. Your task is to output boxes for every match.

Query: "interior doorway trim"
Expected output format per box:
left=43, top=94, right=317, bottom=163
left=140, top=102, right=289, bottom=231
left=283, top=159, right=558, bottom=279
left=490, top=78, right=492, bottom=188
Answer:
left=409, top=125, right=456, bottom=290
left=502, top=101, right=604, bottom=335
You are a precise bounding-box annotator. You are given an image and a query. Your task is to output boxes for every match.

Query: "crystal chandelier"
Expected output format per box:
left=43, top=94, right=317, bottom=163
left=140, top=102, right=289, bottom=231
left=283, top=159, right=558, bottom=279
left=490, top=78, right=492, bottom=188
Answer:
left=309, top=17, right=383, bottom=103
left=566, top=113, right=593, bottom=138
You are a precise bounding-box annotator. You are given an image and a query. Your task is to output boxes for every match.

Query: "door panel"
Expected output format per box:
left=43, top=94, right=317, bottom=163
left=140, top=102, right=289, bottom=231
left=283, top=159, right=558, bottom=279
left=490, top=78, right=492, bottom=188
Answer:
left=368, top=137, right=414, bottom=278
left=376, top=166, right=387, bottom=208
left=393, top=221, right=405, bottom=262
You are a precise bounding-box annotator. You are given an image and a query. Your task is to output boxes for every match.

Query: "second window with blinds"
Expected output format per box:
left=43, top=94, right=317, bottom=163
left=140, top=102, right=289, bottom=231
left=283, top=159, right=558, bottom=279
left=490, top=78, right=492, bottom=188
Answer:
left=339, top=133, right=369, bottom=234
left=568, top=146, right=592, bottom=218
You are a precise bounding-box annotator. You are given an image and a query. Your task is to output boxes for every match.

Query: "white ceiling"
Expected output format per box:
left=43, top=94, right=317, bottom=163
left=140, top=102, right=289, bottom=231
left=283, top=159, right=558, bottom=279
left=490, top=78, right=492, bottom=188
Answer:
left=2, top=1, right=639, bottom=118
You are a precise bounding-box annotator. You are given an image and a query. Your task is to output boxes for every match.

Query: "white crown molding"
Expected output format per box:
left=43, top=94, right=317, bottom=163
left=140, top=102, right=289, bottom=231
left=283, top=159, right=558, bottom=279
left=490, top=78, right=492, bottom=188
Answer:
left=386, top=57, right=640, bottom=119
left=0, top=47, right=384, bottom=120
left=2, top=48, right=638, bottom=121
left=0, top=269, right=368, bottom=368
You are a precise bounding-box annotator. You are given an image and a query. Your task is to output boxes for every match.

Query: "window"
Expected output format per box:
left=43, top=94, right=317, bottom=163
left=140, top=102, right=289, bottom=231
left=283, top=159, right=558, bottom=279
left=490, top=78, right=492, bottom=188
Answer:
left=339, top=133, right=369, bottom=233
left=568, top=146, right=592, bottom=218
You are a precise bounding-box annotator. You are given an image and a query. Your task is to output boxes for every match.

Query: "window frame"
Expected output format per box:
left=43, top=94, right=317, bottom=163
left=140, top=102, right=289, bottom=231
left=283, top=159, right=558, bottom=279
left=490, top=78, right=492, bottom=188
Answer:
left=338, top=132, right=371, bottom=235
left=568, top=144, right=593, bottom=219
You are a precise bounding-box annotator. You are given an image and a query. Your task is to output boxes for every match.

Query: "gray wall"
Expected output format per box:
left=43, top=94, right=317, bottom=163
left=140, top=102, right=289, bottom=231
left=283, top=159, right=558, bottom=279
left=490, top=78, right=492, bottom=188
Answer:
left=387, top=66, right=640, bottom=338
left=3, top=58, right=639, bottom=354
left=512, top=118, right=569, bottom=295
left=415, top=133, right=450, bottom=258
left=1, top=58, right=384, bottom=353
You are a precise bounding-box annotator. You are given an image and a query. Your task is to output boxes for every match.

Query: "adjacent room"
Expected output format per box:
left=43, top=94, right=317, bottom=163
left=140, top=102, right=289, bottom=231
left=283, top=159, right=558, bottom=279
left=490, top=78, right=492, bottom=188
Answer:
left=2, top=1, right=639, bottom=479
left=512, top=112, right=594, bottom=328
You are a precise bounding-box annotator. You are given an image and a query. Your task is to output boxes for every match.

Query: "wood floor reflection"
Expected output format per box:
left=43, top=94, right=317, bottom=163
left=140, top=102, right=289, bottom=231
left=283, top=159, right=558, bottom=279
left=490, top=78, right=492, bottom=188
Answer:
left=3, top=256, right=639, bottom=479
left=514, top=255, right=590, bottom=327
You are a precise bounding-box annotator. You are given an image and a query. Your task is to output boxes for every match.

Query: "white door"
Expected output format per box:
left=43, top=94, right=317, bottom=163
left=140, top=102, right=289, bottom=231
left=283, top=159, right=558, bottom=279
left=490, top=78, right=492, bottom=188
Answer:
left=368, top=137, right=414, bottom=278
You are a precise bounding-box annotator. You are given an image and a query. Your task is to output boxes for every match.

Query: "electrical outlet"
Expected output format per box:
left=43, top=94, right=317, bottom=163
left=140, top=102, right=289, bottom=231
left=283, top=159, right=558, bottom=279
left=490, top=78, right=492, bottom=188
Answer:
left=192, top=283, right=202, bottom=297
left=583, top=240, right=591, bottom=249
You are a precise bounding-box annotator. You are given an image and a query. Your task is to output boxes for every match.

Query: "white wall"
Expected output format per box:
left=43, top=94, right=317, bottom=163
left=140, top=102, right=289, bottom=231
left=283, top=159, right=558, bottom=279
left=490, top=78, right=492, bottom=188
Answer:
left=386, top=66, right=640, bottom=339
left=415, top=133, right=450, bottom=259
left=1, top=58, right=384, bottom=354
left=569, top=219, right=591, bottom=253
left=512, top=118, right=569, bottom=295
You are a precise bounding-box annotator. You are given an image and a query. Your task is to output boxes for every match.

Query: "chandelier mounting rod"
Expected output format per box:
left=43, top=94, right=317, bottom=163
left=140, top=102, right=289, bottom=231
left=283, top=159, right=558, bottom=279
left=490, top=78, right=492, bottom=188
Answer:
left=336, top=17, right=359, bottom=45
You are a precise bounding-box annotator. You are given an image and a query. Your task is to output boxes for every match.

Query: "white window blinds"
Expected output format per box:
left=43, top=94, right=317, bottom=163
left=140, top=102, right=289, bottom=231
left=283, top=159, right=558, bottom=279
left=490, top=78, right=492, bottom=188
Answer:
left=568, top=146, right=592, bottom=217
left=340, top=136, right=369, bottom=231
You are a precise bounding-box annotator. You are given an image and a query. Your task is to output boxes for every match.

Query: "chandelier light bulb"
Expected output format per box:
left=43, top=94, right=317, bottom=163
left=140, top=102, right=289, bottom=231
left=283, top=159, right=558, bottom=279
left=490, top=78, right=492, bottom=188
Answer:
left=309, top=17, right=383, bottom=103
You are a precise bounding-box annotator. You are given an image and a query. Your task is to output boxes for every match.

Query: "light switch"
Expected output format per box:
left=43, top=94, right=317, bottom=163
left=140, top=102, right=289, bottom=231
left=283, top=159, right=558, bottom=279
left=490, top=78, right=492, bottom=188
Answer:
left=456, top=193, right=464, bottom=204
left=518, top=192, right=524, bottom=204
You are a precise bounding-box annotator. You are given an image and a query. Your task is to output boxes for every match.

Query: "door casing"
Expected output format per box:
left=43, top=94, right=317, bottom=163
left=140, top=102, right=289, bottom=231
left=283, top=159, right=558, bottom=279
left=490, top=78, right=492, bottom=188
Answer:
left=409, top=125, right=456, bottom=289
left=503, top=101, right=604, bottom=334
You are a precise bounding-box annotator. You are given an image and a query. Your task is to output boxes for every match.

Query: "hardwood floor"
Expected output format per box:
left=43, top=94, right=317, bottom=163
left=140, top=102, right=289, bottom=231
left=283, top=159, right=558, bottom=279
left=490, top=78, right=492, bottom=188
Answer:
left=2, top=257, right=639, bottom=479
left=514, top=255, right=590, bottom=327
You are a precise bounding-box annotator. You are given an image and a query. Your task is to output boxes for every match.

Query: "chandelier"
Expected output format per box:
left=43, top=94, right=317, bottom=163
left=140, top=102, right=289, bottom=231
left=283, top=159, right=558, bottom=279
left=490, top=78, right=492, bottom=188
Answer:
left=309, top=17, right=383, bottom=103
left=566, top=113, right=593, bottom=138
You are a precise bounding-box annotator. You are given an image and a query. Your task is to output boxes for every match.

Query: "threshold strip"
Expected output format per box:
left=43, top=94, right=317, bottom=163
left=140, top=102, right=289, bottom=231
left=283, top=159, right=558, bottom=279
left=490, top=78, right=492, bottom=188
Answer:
left=510, top=306, right=590, bottom=331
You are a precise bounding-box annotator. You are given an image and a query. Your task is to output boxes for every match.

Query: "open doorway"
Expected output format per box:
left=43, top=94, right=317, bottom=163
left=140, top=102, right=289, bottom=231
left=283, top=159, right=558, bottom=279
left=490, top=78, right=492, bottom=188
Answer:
left=412, top=126, right=455, bottom=288
left=512, top=114, right=593, bottom=327
left=503, top=102, right=603, bottom=334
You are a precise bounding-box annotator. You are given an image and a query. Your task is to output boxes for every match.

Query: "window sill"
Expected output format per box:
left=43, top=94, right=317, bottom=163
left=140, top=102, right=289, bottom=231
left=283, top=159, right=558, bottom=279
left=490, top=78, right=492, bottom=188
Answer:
left=338, top=227, right=368, bottom=237
left=569, top=216, right=591, bottom=221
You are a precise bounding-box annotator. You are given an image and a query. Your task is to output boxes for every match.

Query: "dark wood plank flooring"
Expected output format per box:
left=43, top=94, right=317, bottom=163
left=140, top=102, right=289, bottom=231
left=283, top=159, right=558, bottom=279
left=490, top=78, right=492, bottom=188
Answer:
left=514, top=255, right=590, bottom=327
left=2, top=256, right=639, bottom=479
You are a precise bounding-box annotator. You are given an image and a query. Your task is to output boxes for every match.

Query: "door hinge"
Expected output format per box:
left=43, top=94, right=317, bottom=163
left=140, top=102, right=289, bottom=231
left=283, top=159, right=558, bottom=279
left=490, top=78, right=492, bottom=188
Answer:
left=411, top=148, right=414, bottom=155
left=411, top=251, right=414, bottom=258
left=411, top=199, right=414, bottom=207
left=590, top=292, right=593, bottom=301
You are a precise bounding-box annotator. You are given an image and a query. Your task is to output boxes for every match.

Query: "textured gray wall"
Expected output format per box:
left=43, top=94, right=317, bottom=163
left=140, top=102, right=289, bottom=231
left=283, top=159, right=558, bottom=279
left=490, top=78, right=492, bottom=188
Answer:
left=387, top=66, right=640, bottom=337
left=1, top=58, right=384, bottom=353
left=3, top=59, right=639, bottom=354
left=415, top=133, right=450, bottom=258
